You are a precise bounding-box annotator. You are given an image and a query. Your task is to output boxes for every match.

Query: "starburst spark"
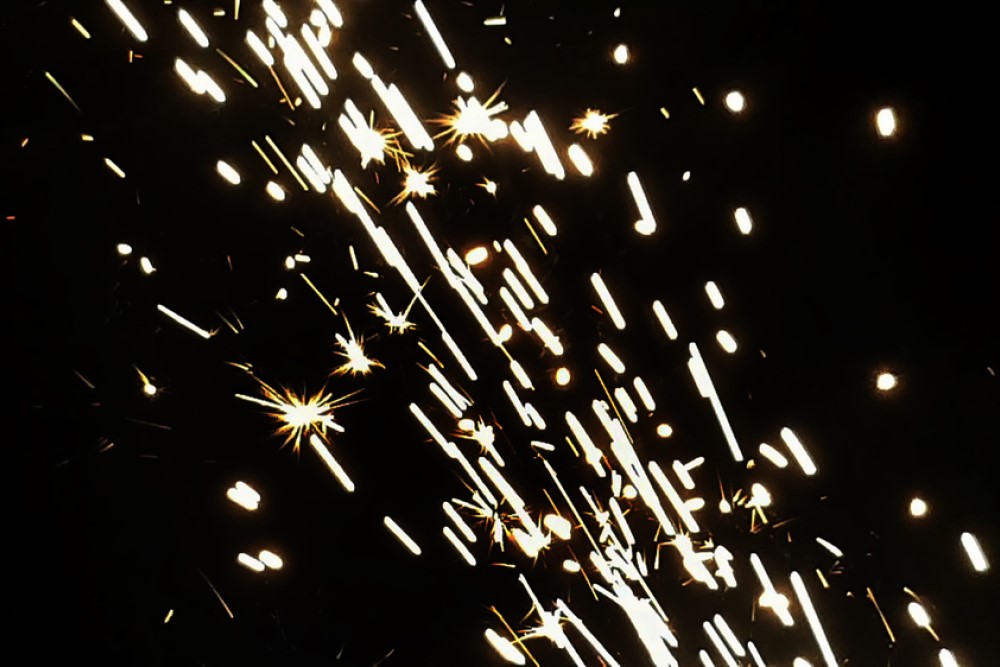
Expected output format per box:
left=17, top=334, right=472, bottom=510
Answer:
left=570, top=109, right=616, bottom=139
left=391, top=164, right=438, bottom=205
left=333, top=332, right=384, bottom=375
left=235, top=376, right=349, bottom=453
left=436, top=88, right=509, bottom=144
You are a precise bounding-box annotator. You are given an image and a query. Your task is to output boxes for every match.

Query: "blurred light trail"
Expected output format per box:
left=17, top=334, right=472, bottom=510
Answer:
left=791, top=571, right=837, bottom=666
left=105, top=0, right=148, bottom=41
left=960, top=532, right=989, bottom=572
left=780, top=427, right=818, bottom=476
left=308, top=434, right=355, bottom=492
left=157, top=304, right=212, bottom=339
left=384, top=516, right=422, bottom=556
left=413, top=0, right=456, bottom=69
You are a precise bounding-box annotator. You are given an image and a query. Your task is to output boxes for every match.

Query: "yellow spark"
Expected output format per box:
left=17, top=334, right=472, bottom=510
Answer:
left=216, top=48, right=259, bottom=88
left=478, top=178, right=498, bottom=195
left=333, top=332, right=383, bottom=376
left=435, top=88, right=509, bottom=145
left=134, top=366, right=158, bottom=397
left=265, top=135, right=308, bottom=190
left=391, top=165, right=437, bottom=205
left=369, top=293, right=417, bottom=334
left=570, top=109, right=615, bottom=139
left=866, top=587, right=896, bottom=643
left=163, top=609, right=174, bottom=623
left=235, top=377, right=351, bottom=454
left=70, top=17, right=91, bottom=39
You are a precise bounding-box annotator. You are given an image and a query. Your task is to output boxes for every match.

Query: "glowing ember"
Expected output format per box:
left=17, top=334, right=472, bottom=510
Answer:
left=876, top=107, right=897, bottom=137
left=876, top=371, right=898, bottom=391
left=725, top=90, right=746, bottom=113
left=571, top=109, right=614, bottom=139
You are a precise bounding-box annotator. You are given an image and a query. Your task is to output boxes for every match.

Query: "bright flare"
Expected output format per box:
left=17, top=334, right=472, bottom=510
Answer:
left=876, top=107, right=897, bottom=137
left=909, top=497, right=928, bottom=517
left=571, top=109, right=614, bottom=139
left=725, top=90, right=746, bottom=113
left=876, top=371, right=897, bottom=391
left=612, top=43, right=630, bottom=64
left=734, top=207, right=753, bottom=234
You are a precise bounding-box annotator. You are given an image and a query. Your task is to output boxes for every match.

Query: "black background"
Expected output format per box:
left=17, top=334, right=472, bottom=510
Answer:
left=4, top=1, right=998, bottom=665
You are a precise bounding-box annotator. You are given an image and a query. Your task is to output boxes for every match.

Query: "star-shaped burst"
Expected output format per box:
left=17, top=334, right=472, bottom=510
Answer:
left=570, top=109, right=616, bottom=139
left=235, top=376, right=353, bottom=453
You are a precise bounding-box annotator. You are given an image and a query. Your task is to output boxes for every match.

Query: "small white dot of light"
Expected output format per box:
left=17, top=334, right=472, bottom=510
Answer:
left=456, top=144, right=473, bottom=161
left=682, top=170, right=691, bottom=181
left=634, top=218, right=656, bottom=235
left=563, top=559, right=581, bottom=572
left=612, top=43, right=629, bottom=64
left=876, top=107, right=897, bottom=137
left=909, top=497, right=928, bottom=517
left=656, top=423, right=673, bottom=438
left=622, top=484, right=638, bottom=499
left=456, top=71, right=474, bottom=92
left=719, top=499, right=732, bottom=513
left=876, top=371, right=897, bottom=391
left=143, top=382, right=157, bottom=396
left=116, top=243, right=133, bottom=256
left=139, top=257, right=155, bottom=275
left=498, top=323, right=513, bottom=342
left=725, top=90, right=746, bottom=113
left=555, top=367, right=571, bottom=386
left=792, top=659, right=813, bottom=667
left=284, top=256, right=296, bottom=270
left=465, top=246, right=489, bottom=265
left=275, top=288, right=288, bottom=300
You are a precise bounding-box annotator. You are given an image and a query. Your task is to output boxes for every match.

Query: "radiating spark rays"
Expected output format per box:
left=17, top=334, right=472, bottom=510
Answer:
left=571, top=109, right=615, bottom=138
left=235, top=378, right=348, bottom=453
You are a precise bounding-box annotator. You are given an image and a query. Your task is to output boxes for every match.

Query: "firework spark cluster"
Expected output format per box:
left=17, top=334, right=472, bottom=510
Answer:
left=22, top=1, right=992, bottom=664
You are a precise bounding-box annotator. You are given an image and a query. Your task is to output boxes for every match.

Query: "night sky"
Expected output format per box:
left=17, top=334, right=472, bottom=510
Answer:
left=5, top=2, right=999, bottom=665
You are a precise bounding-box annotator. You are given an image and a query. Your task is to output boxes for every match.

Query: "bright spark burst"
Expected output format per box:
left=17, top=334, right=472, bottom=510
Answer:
left=235, top=376, right=349, bottom=453
left=436, top=88, right=509, bottom=144
left=391, top=165, right=438, bottom=205
left=333, top=330, right=383, bottom=376
left=570, top=109, right=615, bottom=139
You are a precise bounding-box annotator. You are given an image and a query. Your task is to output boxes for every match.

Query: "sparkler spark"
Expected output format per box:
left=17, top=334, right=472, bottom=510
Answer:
left=570, top=109, right=616, bottom=139
left=235, top=377, right=349, bottom=453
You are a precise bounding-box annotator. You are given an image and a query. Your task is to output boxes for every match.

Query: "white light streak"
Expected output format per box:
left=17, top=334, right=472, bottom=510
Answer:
left=484, top=628, right=526, bottom=665
left=443, top=526, right=476, bottom=565
left=157, top=304, right=212, bottom=339
left=258, top=550, right=283, bottom=569
left=815, top=537, right=844, bottom=558
left=443, top=501, right=476, bottom=542
left=614, top=387, right=638, bottom=423
left=246, top=30, right=274, bottom=66
left=104, top=157, right=126, bottom=179
left=503, top=239, right=549, bottom=304
left=316, top=0, right=344, bottom=27
left=139, top=257, right=155, bottom=274
left=567, top=144, right=594, bottom=176
left=301, top=25, right=338, bottom=80
left=383, top=516, right=422, bottom=556
left=652, top=300, right=679, bottom=340
left=531, top=317, right=563, bottom=355
left=747, top=642, right=767, bottom=667
left=531, top=205, right=558, bottom=237
left=591, top=273, right=626, bottom=329
left=523, top=111, right=565, bottom=179
left=758, top=443, right=789, bottom=468
left=649, top=461, right=700, bottom=533
left=734, top=207, right=753, bottom=234
left=177, top=8, right=209, bottom=47
left=597, top=343, right=626, bottom=374
left=413, top=0, right=456, bottom=69
left=716, top=330, right=738, bottom=353
left=106, top=0, right=148, bottom=42
left=780, top=427, right=818, bottom=476
left=226, top=481, right=260, bottom=510
left=308, top=434, right=355, bottom=492
left=503, top=269, right=535, bottom=310
left=627, top=171, right=657, bottom=235
left=703, top=621, right=738, bottom=667
left=237, top=552, right=265, bottom=572
left=790, top=571, right=837, bottom=666
left=262, top=0, right=287, bottom=27
left=876, top=107, right=897, bottom=137
left=216, top=160, right=241, bottom=185
left=632, top=377, right=656, bottom=411
left=688, top=343, right=743, bottom=461
left=961, top=532, right=989, bottom=572
left=705, top=281, right=725, bottom=309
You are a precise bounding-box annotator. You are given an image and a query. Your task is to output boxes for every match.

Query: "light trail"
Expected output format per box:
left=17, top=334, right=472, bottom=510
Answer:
left=384, top=516, right=422, bottom=556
